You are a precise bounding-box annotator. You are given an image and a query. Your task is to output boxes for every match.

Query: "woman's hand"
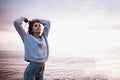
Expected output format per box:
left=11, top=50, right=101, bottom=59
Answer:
left=21, top=17, right=29, bottom=23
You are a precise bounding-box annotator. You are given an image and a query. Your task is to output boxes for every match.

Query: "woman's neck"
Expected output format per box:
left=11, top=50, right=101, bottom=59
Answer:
left=33, top=33, right=40, bottom=39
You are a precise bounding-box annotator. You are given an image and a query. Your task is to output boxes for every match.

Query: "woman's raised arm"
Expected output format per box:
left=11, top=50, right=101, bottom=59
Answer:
left=36, top=18, right=50, bottom=37
left=13, top=17, right=28, bottom=42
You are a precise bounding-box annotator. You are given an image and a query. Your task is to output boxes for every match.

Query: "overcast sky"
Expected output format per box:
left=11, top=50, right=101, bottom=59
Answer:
left=0, top=0, right=120, bottom=56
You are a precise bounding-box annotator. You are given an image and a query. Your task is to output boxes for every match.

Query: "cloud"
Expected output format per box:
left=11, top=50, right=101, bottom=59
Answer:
left=106, top=0, right=120, bottom=14
left=0, top=31, right=24, bottom=51
left=0, top=0, right=120, bottom=31
left=0, top=0, right=120, bottom=52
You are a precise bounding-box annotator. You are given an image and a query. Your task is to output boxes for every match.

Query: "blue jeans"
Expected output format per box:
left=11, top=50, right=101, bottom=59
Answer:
left=24, top=62, right=45, bottom=80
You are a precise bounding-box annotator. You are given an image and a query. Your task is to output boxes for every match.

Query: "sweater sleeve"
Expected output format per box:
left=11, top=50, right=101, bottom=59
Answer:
left=36, top=19, right=50, bottom=37
left=13, top=17, right=27, bottom=42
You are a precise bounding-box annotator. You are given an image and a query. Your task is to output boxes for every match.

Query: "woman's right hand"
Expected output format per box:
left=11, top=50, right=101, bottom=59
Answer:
left=21, top=17, right=28, bottom=23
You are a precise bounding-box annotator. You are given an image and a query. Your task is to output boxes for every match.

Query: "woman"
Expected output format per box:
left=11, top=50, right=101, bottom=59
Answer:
left=13, top=17, right=50, bottom=80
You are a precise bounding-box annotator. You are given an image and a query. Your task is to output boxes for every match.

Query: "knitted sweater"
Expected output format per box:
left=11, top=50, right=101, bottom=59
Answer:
left=13, top=17, right=50, bottom=63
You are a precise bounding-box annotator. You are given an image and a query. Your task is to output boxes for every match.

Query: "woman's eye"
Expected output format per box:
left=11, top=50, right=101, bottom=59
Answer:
left=34, top=24, right=40, bottom=27
left=34, top=25, right=38, bottom=27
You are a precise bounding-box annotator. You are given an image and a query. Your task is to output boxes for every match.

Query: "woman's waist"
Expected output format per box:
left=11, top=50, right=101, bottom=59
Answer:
left=31, top=62, right=45, bottom=67
left=36, top=62, right=45, bottom=67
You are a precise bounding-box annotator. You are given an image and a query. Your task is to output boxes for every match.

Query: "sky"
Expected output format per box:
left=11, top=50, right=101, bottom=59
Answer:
left=0, top=0, right=120, bottom=56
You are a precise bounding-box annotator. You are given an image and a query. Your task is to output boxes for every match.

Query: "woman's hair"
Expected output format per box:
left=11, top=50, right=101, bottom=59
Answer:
left=27, top=20, right=40, bottom=35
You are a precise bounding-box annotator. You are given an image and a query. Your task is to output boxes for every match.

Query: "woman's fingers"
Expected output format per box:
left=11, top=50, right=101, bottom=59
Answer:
left=21, top=17, right=29, bottom=23
left=24, top=18, right=29, bottom=23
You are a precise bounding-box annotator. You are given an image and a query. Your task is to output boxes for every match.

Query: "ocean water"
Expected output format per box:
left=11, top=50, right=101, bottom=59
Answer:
left=0, top=51, right=120, bottom=80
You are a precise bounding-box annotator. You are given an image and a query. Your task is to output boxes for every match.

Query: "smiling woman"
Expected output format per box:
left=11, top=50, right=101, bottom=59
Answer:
left=13, top=17, right=50, bottom=80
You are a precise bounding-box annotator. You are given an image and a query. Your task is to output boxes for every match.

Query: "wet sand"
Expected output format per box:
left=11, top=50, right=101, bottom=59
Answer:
left=0, top=51, right=119, bottom=80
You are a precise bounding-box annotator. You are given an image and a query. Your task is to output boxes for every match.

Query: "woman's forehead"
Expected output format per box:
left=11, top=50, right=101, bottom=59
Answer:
left=34, top=22, right=40, bottom=25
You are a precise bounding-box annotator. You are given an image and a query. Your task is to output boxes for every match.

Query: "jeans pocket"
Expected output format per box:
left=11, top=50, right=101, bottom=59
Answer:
left=32, top=66, right=44, bottom=77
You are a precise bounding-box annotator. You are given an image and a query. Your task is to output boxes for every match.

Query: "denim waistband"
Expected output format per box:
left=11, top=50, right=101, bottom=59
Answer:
left=30, top=62, right=45, bottom=67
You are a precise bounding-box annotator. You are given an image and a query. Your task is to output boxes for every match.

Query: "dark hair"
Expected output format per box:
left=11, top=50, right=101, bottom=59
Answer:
left=27, top=20, right=40, bottom=35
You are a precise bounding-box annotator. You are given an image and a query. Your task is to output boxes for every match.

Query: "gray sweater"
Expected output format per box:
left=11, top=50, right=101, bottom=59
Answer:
left=13, top=17, right=50, bottom=63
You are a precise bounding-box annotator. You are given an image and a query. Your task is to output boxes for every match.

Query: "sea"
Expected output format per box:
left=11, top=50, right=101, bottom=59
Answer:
left=0, top=51, right=120, bottom=80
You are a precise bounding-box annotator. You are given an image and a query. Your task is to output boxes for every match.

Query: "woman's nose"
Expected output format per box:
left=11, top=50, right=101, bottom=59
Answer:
left=38, top=27, right=41, bottom=30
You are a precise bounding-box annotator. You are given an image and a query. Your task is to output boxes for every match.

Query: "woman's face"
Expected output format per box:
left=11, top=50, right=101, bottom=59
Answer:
left=32, top=22, right=41, bottom=34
